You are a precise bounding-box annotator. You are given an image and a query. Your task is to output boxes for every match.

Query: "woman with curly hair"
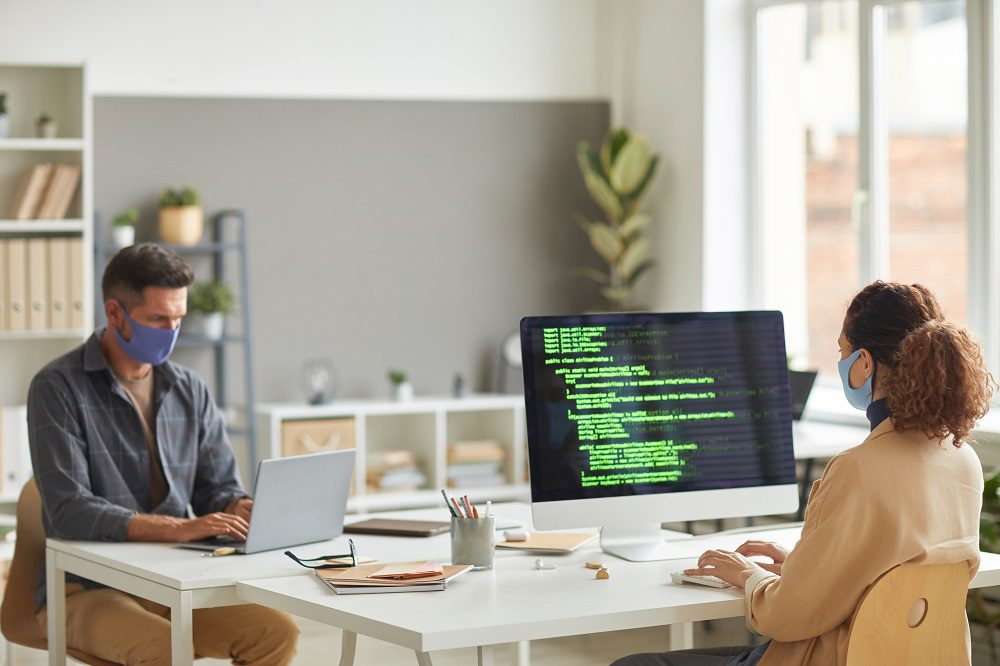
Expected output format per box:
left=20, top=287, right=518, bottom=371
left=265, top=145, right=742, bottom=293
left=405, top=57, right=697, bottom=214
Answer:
left=613, top=281, right=995, bottom=666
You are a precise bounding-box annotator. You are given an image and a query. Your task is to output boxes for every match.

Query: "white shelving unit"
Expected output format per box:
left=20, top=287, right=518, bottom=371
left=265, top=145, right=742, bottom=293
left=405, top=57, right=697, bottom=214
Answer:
left=255, top=394, right=528, bottom=513
left=0, top=62, right=92, bottom=498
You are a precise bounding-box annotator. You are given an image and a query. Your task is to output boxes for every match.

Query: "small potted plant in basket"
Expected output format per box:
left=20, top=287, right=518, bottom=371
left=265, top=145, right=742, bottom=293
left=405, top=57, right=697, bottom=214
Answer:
left=159, top=186, right=204, bottom=246
left=111, top=208, right=139, bottom=248
left=186, top=280, right=235, bottom=340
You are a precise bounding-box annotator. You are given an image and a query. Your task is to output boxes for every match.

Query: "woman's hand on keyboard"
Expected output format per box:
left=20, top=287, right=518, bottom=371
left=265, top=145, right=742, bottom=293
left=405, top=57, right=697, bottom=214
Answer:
left=683, top=550, right=760, bottom=589
left=735, top=540, right=788, bottom=575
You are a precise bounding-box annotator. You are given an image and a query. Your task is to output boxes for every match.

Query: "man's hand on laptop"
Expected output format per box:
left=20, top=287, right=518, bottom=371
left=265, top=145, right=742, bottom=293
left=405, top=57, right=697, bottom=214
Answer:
left=176, top=512, right=250, bottom=542
left=127, top=512, right=249, bottom=542
left=225, top=497, right=253, bottom=522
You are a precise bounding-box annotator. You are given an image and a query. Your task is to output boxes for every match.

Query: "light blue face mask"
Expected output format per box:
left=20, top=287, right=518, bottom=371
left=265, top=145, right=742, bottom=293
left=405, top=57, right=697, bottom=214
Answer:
left=837, top=348, right=874, bottom=411
left=113, top=307, right=180, bottom=366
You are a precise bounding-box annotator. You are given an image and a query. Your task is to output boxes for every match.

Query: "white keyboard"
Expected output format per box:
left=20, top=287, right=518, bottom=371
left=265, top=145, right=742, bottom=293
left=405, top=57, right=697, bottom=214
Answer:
left=670, top=572, right=732, bottom=588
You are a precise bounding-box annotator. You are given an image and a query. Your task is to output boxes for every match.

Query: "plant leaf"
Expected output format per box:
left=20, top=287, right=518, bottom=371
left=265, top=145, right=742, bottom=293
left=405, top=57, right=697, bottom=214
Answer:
left=600, top=128, right=630, bottom=176
left=576, top=142, right=604, bottom=179
left=625, top=259, right=655, bottom=287
left=601, top=286, right=631, bottom=305
left=610, top=135, right=652, bottom=194
left=583, top=171, right=624, bottom=223
left=574, top=267, right=611, bottom=285
left=618, top=237, right=651, bottom=282
left=623, top=155, right=660, bottom=213
left=587, top=222, right=623, bottom=264
left=573, top=212, right=592, bottom=234
left=619, top=213, right=651, bottom=241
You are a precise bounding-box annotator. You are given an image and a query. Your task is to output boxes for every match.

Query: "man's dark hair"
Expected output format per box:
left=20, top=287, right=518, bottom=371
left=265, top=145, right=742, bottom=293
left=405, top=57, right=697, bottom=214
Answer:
left=101, top=243, right=194, bottom=307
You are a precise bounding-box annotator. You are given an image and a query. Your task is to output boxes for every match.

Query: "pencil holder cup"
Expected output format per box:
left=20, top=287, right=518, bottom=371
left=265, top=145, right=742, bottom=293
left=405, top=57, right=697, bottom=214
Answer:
left=450, top=516, right=495, bottom=570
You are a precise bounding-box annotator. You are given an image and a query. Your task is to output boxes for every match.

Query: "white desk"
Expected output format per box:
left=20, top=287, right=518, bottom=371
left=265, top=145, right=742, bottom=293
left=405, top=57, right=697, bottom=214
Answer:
left=235, top=523, right=1000, bottom=666
left=43, top=503, right=686, bottom=666
left=44, top=536, right=336, bottom=666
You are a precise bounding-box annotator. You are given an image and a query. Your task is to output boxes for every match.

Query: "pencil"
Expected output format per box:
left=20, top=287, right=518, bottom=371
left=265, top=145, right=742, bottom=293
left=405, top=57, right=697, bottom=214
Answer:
left=441, top=489, right=458, bottom=517
left=451, top=496, right=465, bottom=518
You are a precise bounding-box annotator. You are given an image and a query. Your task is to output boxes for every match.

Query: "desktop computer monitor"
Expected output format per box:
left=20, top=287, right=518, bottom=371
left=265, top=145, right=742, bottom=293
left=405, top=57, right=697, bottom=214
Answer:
left=520, top=311, right=799, bottom=561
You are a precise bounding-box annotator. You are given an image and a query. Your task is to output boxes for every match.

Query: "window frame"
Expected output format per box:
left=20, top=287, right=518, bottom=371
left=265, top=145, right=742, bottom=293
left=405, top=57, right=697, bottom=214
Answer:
left=747, top=0, right=999, bottom=383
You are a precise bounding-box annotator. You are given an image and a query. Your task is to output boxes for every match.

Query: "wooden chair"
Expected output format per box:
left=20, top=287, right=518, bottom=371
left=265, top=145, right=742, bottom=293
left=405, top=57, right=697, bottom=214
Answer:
left=845, top=562, right=971, bottom=665
left=0, top=479, right=119, bottom=665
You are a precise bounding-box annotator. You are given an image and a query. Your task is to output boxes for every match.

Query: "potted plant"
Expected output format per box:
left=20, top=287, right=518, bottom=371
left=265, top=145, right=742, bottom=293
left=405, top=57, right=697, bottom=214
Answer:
left=388, top=369, right=414, bottom=401
left=0, top=92, right=8, bottom=138
left=111, top=208, right=139, bottom=248
left=159, top=186, right=204, bottom=246
left=574, top=127, right=660, bottom=311
left=35, top=112, right=56, bottom=138
left=186, top=280, right=234, bottom=340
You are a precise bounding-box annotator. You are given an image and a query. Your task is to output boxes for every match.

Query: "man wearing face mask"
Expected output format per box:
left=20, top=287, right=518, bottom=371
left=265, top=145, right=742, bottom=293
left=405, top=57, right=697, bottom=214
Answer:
left=27, top=244, right=298, bottom=665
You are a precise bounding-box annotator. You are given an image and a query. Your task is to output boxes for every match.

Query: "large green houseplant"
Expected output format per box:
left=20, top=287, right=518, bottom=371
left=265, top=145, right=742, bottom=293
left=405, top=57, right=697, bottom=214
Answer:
left=575, top=127, right=659, bottom=310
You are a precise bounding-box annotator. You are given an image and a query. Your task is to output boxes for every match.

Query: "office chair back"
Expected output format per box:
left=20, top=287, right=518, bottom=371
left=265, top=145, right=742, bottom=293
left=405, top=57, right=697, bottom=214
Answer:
left=845, top=562, right=970, bottom=665
left=1, top=478, right=119, bottom=665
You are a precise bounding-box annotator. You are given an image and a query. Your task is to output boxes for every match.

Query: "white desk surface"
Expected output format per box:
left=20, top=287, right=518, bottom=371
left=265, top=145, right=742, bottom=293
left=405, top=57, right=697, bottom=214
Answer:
left=43, top=503, right=613, bottom=593
left=46, top=536, right=333, bottom=591
left=235, top=520, right=1000, bottom=654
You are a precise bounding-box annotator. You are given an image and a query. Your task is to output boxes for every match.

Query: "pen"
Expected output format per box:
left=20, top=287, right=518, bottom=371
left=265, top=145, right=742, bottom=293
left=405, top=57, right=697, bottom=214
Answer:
left=486, top=500, right=491, bottom=516
left=441, top=489, right=458, bottom=517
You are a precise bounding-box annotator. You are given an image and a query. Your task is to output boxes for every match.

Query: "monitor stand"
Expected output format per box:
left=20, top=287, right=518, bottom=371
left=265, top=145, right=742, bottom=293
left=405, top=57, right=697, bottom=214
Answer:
left=599, top=524, right=701, bottom=562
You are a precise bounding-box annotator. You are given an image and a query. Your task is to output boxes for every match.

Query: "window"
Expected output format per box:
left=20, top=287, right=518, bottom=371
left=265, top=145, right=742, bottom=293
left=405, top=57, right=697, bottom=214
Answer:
left=751, top=0, right=992, bottom=384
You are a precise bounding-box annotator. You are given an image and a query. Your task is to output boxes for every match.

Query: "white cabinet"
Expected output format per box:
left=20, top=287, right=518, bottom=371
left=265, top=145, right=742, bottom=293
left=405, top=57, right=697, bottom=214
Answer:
left=255, top=395, right=528, bottom=512
left=0, top=63, right=91, bottom=500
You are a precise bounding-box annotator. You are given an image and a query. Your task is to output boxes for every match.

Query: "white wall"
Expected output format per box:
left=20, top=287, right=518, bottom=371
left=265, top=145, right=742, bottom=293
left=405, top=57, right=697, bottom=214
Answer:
left=2, top=0, right=730, bottom=315
left=614, top=0, right=707, bottom=312
left=0, top=0, right=606, bottom=100
left=611, top=0, right=750, bottom=313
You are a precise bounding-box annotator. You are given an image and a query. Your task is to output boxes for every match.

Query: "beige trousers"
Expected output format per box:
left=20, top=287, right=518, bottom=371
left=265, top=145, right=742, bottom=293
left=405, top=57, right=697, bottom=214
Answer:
left=38, top=585, right=299, bottom=666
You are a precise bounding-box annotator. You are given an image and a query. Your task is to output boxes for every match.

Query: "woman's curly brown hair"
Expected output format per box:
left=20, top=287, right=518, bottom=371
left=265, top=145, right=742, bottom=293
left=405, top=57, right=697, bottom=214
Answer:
left=845, top=281, right=995, bottom=445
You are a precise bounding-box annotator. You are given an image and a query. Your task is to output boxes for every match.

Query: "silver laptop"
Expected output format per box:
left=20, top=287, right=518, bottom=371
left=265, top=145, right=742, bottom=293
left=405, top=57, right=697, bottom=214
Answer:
left=181, top=449, right=355, bottom=554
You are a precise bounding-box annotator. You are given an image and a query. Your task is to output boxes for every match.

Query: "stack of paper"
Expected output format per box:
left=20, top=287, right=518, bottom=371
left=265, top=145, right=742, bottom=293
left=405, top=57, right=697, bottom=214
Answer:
left=315, top=561, right=472, bottom=595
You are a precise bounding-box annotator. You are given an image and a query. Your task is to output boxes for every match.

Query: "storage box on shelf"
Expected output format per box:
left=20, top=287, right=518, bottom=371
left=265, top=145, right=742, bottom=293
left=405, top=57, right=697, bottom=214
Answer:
left=255, top=394, right=528, bottom=513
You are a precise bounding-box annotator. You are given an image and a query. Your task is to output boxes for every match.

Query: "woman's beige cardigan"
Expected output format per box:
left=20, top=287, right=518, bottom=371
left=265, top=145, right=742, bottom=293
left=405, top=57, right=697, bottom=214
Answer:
left=748, top=418, right=983, bottom=665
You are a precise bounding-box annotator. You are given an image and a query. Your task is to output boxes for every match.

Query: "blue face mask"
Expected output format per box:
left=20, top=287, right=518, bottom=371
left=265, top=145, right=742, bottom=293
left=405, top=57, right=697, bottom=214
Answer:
left=837, top=348, right=874, bottom=411
left=113, top=307, right=180, bottom=366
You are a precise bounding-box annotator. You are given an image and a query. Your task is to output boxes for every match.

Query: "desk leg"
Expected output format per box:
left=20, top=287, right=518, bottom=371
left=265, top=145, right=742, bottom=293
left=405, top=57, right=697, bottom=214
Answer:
left=477, top=646, right=495, bottom=666
left=170, top=590, right=194, bottom=666
left=339, top=631, right=357, bottom=666
left=414, top=651, right=433, bottom=666
left=46, top=548, right=66, bottom=666
left=510, top=640, right=529, bottom=666
left=669, top=623, right=693, bottom=650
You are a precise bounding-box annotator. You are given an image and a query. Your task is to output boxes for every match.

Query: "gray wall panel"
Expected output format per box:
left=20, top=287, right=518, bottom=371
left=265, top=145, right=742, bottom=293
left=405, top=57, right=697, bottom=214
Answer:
left=95, top=97, right=608, bottom=402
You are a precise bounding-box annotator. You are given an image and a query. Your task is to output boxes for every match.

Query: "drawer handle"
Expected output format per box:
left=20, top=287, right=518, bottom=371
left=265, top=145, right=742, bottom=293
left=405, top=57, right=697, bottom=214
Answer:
left=296, top=431, right=342, bottom=452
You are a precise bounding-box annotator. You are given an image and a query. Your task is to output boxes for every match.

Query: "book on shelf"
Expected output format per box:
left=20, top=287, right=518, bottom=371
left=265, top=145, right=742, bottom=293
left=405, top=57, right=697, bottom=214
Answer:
left=315, top=561, right=472, bottom=595
left=447, top=439, right=506, bottom=463
left=5, top=163, right=80, bottom=220
left=35, top=164, right=80, bottom=219
left=366, top=449, right=427, bottom=491
left=7, top=163, right=53, bottom=220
